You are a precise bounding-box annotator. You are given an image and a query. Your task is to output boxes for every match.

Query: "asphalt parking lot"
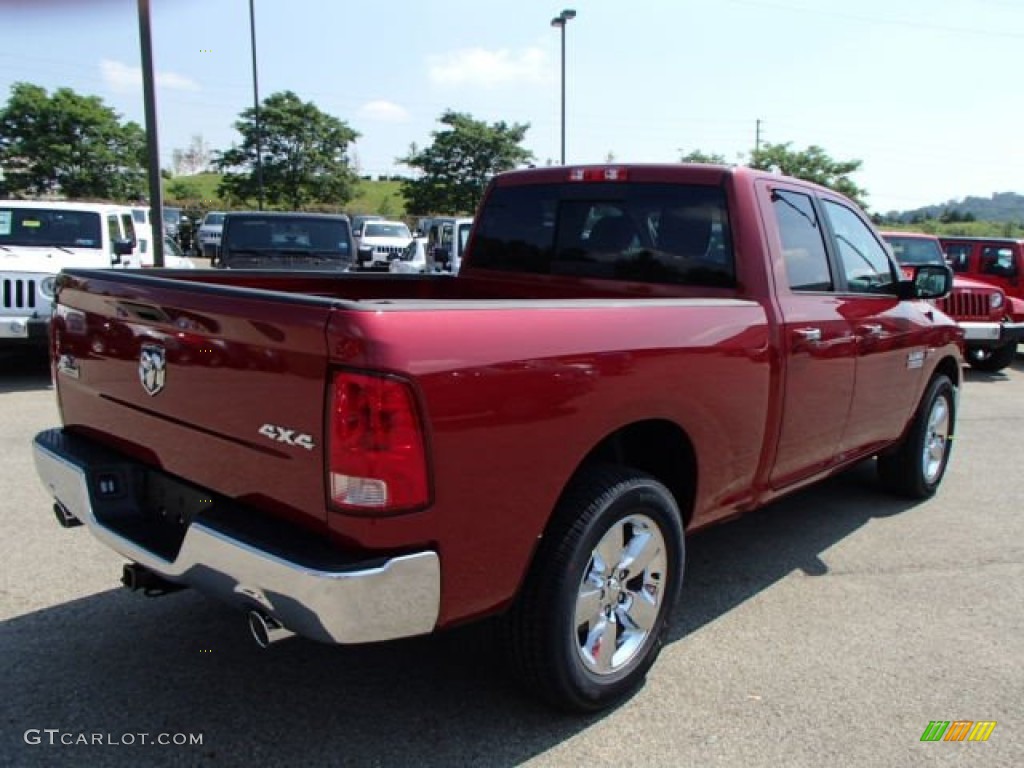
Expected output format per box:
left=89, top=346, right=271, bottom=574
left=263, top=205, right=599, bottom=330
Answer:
left=1, top=348, right=1021, bottom=767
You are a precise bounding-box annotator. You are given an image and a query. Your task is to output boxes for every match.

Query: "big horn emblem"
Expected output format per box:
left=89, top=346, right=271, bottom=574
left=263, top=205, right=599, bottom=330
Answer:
left=139, top=344, right=167, bottom=396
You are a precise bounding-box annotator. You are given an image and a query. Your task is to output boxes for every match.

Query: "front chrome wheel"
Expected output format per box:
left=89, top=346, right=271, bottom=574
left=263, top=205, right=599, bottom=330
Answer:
left=922, top=395, right=950, bottom=485
left=575, top=514, right=667, bottom=675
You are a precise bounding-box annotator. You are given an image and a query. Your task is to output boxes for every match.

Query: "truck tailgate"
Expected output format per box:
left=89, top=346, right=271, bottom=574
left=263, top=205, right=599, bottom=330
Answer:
left=51, top=270, right=338, bottom=529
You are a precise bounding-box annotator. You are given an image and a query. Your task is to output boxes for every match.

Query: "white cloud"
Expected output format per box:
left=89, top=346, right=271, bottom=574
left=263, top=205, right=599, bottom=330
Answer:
left=357, top=100, right=410, bottom=123
left=428, top=47, right=551, bottom=88
left=100, top=59, right=200, bottom=93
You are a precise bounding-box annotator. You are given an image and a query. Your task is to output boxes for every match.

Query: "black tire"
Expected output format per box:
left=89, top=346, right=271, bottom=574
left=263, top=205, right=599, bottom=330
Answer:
left=877, top=374, right=956, bottom=498
left=966, top=342, right=1017, bottom=373
left=504, top=465, right=685, bottom=712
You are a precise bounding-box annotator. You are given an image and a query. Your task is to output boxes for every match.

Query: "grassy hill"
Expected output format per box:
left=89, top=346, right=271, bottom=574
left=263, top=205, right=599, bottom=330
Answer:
left=164, top=173, right=407, bottom=217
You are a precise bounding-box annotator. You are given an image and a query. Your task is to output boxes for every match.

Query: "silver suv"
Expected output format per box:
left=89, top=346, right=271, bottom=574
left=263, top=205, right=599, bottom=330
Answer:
left=198, top=211, right=225, bottom=259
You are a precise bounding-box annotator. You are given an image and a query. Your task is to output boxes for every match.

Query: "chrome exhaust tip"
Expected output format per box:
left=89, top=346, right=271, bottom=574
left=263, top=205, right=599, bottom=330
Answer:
left=247, top=610, right=294, bottom=648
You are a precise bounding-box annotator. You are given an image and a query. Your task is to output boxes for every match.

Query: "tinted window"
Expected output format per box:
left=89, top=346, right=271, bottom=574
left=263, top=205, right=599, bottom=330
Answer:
left=771, top=189, right=832, bottom=291
left=883, top=236, right=944, bottom=266
left=472, top=182, right=734, bottom=287
left=822, top=200, right=896, bottom=293
left=203, top=213, right=226, bottom=226
left=363, top=222, right=411, bottom=239
left=945, top=243, right=971, bottom=273
left=164, top=236, right=184, bottom=258
left=981, top=246, right=1017, bottom=277
left=224, top=216, right=352, bottom=256
left=107, top=215, right=120, bottom=255
left=458, top=222, right=472, bottom=252
left=0, top=207, right=102, bottom=248
left=120, top=213, right=136, bottom=243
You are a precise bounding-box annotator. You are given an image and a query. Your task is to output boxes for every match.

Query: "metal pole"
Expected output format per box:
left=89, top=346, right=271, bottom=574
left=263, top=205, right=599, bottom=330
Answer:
left=137, top=0, right=165, bottom=266
left=249, top=0, right=264, bottom=210
left=551, top=10, right=574, bottom=165
left=560, top=22, right=566, bottom=165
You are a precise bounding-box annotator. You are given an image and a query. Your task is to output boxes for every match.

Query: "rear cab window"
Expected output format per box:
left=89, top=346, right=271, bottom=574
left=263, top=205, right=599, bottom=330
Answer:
left=472, top=182, right=734, bottom=287
left=223, top=215, right=353, bottom=261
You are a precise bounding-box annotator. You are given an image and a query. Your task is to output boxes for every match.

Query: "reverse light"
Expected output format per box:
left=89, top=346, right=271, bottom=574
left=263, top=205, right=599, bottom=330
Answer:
left=328, top=371, right=429, bottom=513
left=568, top=167, right=629, bottom=182
left=990, top=291, right=1004, bottom=310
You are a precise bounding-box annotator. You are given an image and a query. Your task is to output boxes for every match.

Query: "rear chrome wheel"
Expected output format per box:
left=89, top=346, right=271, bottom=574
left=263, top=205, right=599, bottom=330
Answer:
left=574, top=514, right=667, bottom=676
left=506, top=465, right=684, bottom=712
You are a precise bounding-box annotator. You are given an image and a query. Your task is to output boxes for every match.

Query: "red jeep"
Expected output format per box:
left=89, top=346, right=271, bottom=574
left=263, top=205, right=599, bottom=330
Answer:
left=939, top=236, right=1024, bottom=300
left=883, top=232, right=1024, bottom=371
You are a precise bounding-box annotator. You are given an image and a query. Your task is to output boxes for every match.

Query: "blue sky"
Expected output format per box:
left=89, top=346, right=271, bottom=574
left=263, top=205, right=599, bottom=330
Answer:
left=1, top=0, right=1021, bottom=213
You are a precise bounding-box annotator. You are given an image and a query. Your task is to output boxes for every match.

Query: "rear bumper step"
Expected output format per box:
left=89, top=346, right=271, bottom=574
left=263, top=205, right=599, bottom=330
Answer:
left=32, top=428, right=440, bottom=645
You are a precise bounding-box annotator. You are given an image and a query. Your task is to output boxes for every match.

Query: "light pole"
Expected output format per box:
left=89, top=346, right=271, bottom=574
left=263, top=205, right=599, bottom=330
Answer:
left=137, top=0, right=165, bottom=266
left=550, top=9, right=576, bottom=165
left=249, top=0, right=264, bottom=210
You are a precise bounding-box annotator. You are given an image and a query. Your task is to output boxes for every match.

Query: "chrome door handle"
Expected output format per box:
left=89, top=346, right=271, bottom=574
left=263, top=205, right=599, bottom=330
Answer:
left=794, top=327, right=822, bottom=343
left=858, top=323, right=884, bottom=338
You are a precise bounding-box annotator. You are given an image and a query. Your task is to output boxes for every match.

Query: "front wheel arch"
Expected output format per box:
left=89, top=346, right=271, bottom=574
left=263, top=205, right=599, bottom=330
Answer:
left=878, top=372, right=957, bottom=498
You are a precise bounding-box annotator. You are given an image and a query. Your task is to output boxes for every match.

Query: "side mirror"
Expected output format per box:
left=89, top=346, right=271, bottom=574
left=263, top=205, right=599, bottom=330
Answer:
left=898, top=264, right=953, bottom=300
left=113, top=238, right=134, bottom=256
left=433, top=246, right=450, bottom=265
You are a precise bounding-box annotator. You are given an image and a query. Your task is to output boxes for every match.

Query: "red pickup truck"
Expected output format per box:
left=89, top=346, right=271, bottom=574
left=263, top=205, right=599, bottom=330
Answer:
left=33, top=164, right=961, bottom=711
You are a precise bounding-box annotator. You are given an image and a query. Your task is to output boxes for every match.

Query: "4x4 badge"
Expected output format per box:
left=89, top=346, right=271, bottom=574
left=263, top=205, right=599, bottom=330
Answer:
left=139, top=344, right=167, bottom=396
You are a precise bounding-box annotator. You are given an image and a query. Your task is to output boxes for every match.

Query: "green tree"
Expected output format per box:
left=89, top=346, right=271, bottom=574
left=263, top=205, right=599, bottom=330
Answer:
left=215, top=90, right=360, bottom=209
left=679, top=149, right=727, bottom=164
left=0, top=82, right=145, bottom=199
left=166, top=177, right=203, bottom=202
left=749, top=142, right=867, bottom=209
left=398, top=110, right=533, bottom=215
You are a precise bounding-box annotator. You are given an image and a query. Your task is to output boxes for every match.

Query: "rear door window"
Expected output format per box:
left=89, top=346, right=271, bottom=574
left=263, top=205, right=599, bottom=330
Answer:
left=771, top=189, right=833, bottom=292
left=981, top=246, right=1017, bottom=277
left=473, top=182, right=734, bottom=287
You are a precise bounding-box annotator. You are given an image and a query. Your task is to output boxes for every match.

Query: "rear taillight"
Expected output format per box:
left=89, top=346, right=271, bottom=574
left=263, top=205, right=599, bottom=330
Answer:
left=328, top=371, right=429, bottom=513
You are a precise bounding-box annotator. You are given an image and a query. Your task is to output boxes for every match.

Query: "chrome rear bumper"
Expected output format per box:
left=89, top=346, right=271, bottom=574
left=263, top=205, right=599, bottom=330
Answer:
left=32, top=428, right=440, bottom=645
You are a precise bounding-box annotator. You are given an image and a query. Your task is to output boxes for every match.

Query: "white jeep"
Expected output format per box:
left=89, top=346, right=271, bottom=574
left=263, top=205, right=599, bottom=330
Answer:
left=355, top=219, right=413, bottom=270
left=1, top=200, right=141, bottom=347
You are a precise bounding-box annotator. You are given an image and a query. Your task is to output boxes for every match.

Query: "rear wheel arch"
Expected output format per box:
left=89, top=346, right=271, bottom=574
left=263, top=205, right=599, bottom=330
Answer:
left=510, top=419, right=697, bottom=612
left=575, top=419, right=698, bottom=529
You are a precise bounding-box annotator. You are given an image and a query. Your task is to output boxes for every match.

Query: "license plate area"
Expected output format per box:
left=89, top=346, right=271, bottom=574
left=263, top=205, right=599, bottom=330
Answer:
left=90, top=465, right=218, bottom=561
